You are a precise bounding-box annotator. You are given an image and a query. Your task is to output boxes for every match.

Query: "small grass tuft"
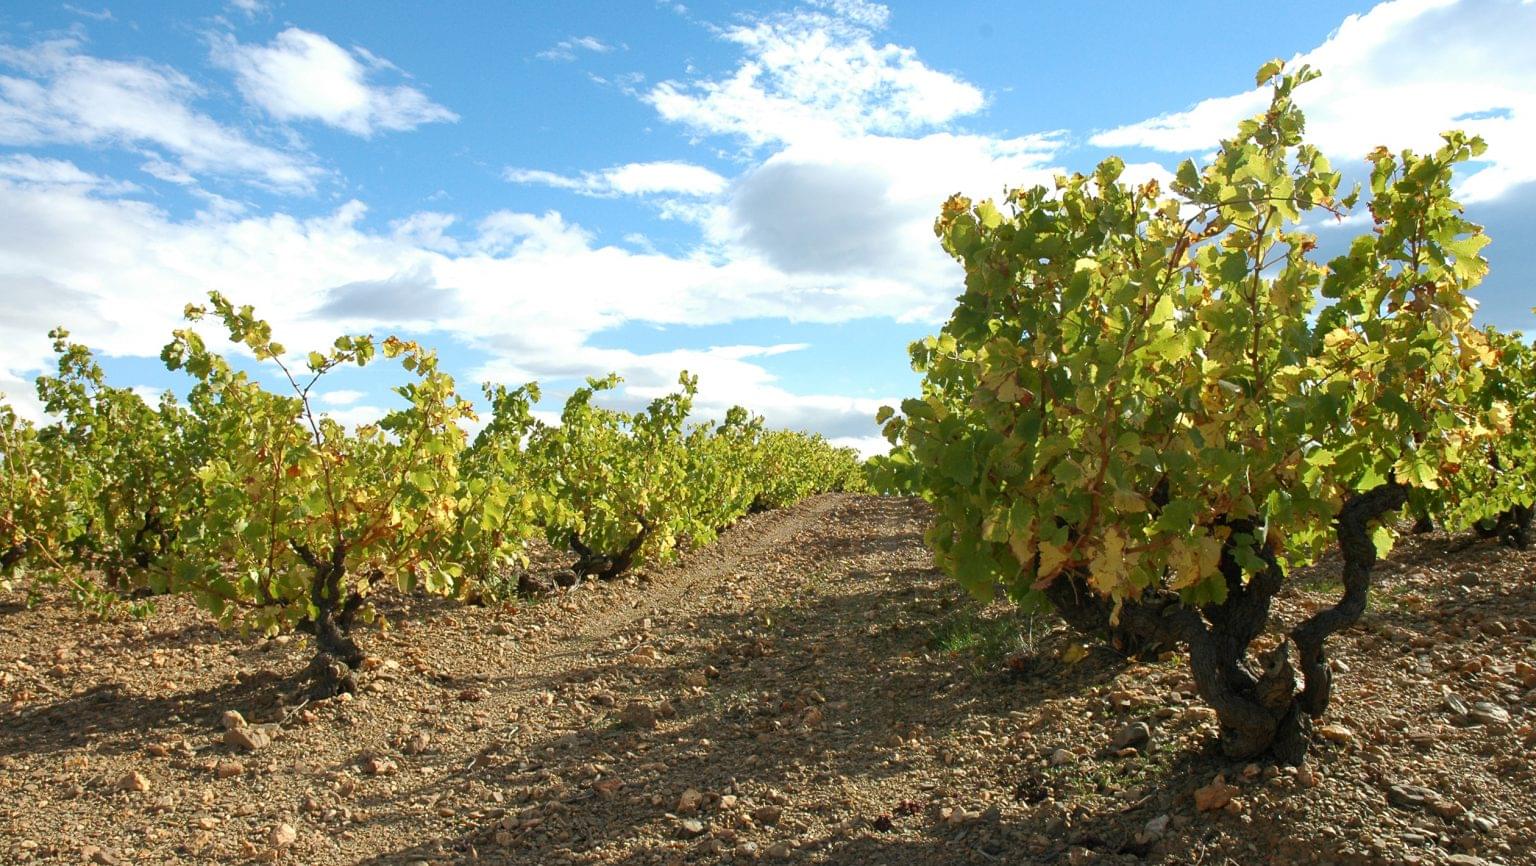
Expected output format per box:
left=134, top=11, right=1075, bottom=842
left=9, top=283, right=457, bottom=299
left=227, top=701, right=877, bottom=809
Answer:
left=927, top=605, right=1029, bottom=672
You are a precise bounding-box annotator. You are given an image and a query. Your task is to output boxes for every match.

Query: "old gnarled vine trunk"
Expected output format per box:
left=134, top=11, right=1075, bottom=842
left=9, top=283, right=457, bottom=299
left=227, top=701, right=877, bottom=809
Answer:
left=1474, top=503, right=1532, bottom=550
left=1046, top=482, right=1409, bottom=763
left=569, top=516, right=652, bottom=580
left=1, top=540, right=27, bottom=572
left=292, top=540, right=366, bottom=698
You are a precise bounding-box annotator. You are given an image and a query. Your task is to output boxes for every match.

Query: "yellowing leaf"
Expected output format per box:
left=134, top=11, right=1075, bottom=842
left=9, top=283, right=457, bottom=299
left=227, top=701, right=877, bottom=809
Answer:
left=1322, top=328, right=1355, bottom=351
left=1167, top=535, right=1223, bottom=590
left=1088, top=527, right=1128, bottom=594
left=1488, top=401, right=1513, bottom=434
left=1255, top=58, right=1285, bottom=85
left=1061, top=642, right=1091, bottom=665
left=1370, top=525, right=1394, bottom=559
left=1008, top=526, right=1035, bottom=567
left=1037, top=540, right=1069, bottom=582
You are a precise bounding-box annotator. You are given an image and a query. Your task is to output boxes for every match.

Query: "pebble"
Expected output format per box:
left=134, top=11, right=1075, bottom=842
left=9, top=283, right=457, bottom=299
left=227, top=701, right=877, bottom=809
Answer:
left=620, top=702, right=657, bottom=729
left=117, top=771, right=151, bottom=793
left=1386, top=783, right=1462, bottom=819
left=224, top=726, right=271, bottom=751
left=216, top=760, right=245, bottom=779
left=1139, top=813, right=1170, bottom=843
left=627, top=647, right=663, bottom=665
left=1468, top=702, right=1511, bottom=726
left=1316, top=724, right=1355, bottom=744
left=1194, top=775, right=1236, bottom=812
left=1049, top=748, right=1075, bottom=767
left=1516, top=661, right=1536, bottom=689
left=677, top=818, right=707, bottom=838
left=1111, top=721, right=1150, bottom=750
left=80, top=845, right=122, bottom=866
left=1181, top=706, right=1218, bottom=724
left=677, top=788, right=703, bottom=814
left=1444, top=693, right=1469, bottom=717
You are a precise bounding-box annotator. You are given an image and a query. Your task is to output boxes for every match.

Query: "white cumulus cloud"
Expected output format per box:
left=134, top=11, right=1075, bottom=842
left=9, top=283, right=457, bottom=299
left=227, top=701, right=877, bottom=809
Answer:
left=317, top=389, right=366, bottom=407
left=0, top=175, right=916, bottom=440
left=1091, top=0, right=1536, bottom=203
left=646, top=2, right=984, bottom=147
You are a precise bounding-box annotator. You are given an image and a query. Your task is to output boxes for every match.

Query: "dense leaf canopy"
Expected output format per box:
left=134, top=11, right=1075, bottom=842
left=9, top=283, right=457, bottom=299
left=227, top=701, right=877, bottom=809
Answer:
left=877, top=65, right=1507, bottom=617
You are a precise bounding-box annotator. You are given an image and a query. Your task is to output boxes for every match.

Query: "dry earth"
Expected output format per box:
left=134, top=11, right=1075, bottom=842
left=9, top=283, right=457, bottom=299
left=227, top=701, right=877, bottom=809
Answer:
left=2, top=493, right=1535, bottom=866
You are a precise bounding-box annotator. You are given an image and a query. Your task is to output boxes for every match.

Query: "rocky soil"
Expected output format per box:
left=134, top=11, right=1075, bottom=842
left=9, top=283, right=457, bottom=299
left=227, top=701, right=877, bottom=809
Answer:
left=2, top=494, right=1534, bottom=865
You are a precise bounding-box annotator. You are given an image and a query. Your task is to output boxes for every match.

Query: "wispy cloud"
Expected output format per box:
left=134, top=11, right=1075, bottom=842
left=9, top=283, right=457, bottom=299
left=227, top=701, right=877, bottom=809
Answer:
left=210, top=28, right=458, bottom=137
left=0, top=37, right=321, bottom=191
left=62, top=5, right=115, bottom=22
left=537, top=35, right=616, bottom=62
left=227, top=0, right=267, bottom=18
left=0, top=153, right=138, bottom=194
left=505, top=160, right=727, bottom=197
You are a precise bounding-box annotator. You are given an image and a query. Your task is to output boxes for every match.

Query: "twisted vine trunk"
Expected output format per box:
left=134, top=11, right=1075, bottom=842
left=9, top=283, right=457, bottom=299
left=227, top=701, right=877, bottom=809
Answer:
left=1480, top=503, right=1532, bottom=549
left=569, top=517, right=652, bottom=580
left=1046, top=483, right=1407, bottom=763
left=1290, top=482, right=1408, bottom=719
left=1, top=540, right=27, bottom=572
left=292, top=540, right=364, bottom=698
left=1473, top=454, right=1532, bottom=549
left=1509, top=504, right=1534, bottom=550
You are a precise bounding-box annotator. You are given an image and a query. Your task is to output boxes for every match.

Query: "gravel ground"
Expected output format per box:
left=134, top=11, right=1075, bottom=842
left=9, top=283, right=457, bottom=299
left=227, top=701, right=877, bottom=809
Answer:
left=2, top=493, right=1534, bottom=865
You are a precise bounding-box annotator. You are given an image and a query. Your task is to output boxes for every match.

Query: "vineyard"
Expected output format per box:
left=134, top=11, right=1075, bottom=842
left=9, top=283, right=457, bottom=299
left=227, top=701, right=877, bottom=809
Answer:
left=1, top=294, right=866, bottom=697
left=2, top=61, right=1535, bottom=865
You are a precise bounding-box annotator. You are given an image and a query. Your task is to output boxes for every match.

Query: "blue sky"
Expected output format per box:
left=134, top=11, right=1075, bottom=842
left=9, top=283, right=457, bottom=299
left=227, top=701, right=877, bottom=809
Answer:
left=2, top=0, right=1533, bottom=452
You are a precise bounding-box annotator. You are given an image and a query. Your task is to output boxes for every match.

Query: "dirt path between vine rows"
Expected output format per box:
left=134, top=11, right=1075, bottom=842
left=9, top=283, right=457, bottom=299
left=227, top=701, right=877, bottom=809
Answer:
left=3, top=494, right=1536, bottom=866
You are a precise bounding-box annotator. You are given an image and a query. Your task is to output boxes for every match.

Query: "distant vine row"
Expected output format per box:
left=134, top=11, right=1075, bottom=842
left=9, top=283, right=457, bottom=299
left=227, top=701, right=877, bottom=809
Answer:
left=0, top=295, right=865, bottom=694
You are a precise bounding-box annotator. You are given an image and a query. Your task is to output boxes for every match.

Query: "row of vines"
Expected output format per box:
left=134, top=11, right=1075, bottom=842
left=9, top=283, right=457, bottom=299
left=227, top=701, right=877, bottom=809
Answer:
left=0, top=296, right=865, bottom=694
left=872, top=62, right=1536, bottom=763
